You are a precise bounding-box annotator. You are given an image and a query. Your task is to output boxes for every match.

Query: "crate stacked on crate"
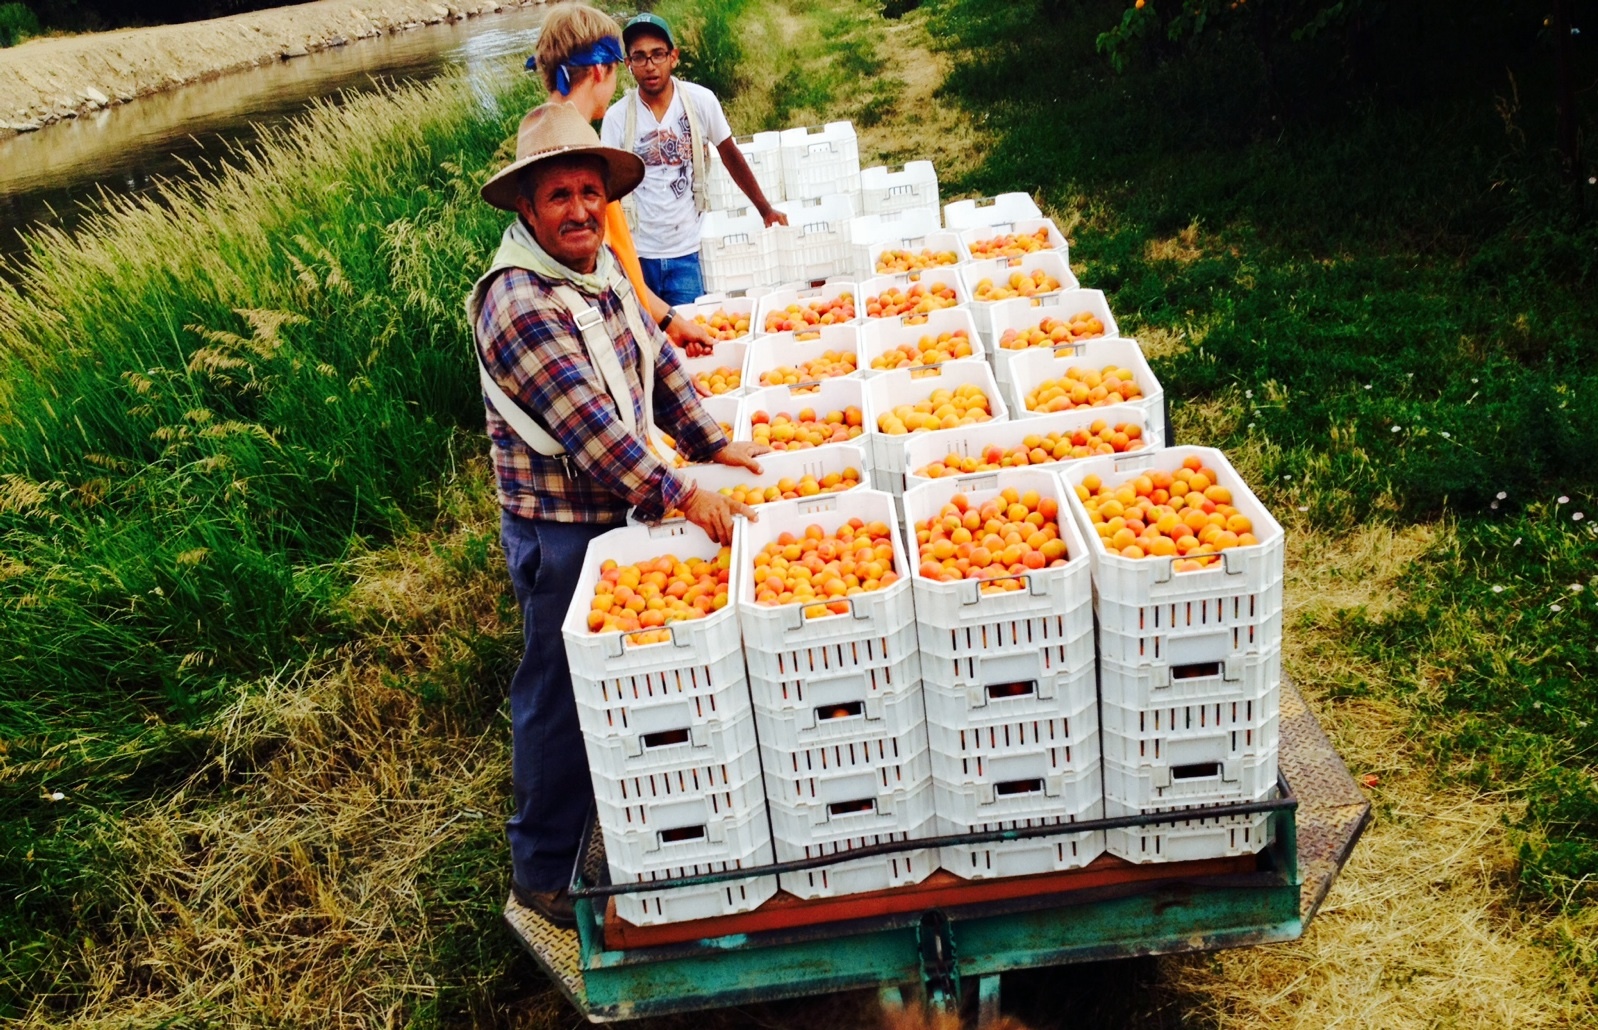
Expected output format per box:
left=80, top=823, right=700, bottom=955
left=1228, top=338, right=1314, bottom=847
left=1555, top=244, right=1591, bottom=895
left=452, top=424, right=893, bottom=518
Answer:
left=848, top=207, right=945, bottom=281
left=773, top=194, right=859, bottom=284
left=899, top=403, right=1151, bottom=491
left=860, top=161, right=940, bottom=217
left=862, top=359, right=1009, bottom=495
left=902, top=469, right=1103, bottom=879
left=561, top=521, right=777, bottom=925
left=958, top=251, right=1080, bottom=342
left=704, top=131, right=784, bottom=212
left=858, top=267, right=972, bottom=322
left=743, top=326, right=863, bottom=395
left=942, top=192, right=1042, bottom=231
left=735, top=489, right=937, bottom=898
left=1003, top=337, right=1167, bottom=452
left=779, top=121, right=862, bottom=202
left=1061, top=446, right=1286, bottom=863
left=700, top=207, right=783, bottom=294
left=860, top=229, right=970, bottom=281
left=985, top=290, right=1119, bottom=395
left=960, top=217, right=1070, bottom=263
left=858, top=307, right=985, bottom=378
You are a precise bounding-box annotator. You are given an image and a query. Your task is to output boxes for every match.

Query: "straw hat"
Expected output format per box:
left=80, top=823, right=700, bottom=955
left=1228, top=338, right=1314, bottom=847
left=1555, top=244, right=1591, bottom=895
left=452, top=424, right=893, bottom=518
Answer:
left=481, top=102, right=644, bottom=212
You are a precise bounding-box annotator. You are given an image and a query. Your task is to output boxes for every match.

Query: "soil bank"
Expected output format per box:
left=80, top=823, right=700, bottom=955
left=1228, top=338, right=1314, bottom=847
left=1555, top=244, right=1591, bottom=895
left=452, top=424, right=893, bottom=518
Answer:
left=0, top=0, right=543, bottom=139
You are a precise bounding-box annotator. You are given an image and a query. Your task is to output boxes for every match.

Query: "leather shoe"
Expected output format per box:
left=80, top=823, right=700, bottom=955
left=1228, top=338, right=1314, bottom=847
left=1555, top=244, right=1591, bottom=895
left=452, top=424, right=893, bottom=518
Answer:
left=512, top=882, right=577, bottom=929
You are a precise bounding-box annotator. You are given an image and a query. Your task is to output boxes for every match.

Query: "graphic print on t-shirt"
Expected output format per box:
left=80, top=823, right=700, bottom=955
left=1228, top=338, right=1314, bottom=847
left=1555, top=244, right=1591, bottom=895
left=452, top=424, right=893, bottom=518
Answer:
left=633, top=112, right=695, bottom=202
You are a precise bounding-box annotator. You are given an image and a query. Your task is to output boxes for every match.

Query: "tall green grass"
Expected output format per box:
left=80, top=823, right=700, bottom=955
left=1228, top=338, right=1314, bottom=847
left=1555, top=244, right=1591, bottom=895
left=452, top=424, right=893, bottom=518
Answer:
left=0, top=70, right=544, bottom=1010
left=927, top=0, right=1598, bottom=914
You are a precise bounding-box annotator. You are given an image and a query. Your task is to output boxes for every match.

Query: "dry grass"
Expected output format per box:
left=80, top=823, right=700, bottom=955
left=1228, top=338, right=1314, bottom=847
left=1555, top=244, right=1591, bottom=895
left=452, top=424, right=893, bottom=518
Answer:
left=856, top=13, right=990, bottom=179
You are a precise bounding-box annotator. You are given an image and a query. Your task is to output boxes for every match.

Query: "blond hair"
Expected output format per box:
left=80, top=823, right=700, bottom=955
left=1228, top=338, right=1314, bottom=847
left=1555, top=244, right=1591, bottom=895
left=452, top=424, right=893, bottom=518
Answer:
left=534, top=3, right=623, bottom=95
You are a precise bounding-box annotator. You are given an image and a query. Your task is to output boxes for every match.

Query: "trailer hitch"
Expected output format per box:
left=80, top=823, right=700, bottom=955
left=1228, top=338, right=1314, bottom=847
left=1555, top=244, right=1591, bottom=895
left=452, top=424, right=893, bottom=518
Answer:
left=917, top=909, right=961, bottom=1013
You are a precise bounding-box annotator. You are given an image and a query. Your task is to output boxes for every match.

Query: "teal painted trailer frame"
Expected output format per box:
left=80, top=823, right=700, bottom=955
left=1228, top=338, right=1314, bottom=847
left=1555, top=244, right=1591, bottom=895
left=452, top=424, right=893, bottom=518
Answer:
left=506, top=680, right=1368, bottom=1023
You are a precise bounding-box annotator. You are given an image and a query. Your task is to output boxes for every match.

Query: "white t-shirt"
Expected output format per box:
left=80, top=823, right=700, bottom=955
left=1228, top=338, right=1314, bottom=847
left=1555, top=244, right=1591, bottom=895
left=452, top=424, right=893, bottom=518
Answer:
left=601, top=79, right=732, bottom=259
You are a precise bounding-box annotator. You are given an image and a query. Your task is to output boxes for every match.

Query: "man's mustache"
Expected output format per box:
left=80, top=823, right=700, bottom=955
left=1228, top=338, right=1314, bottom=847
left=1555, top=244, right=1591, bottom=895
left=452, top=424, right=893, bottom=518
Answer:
left=560, top=218, right=601, bottom=235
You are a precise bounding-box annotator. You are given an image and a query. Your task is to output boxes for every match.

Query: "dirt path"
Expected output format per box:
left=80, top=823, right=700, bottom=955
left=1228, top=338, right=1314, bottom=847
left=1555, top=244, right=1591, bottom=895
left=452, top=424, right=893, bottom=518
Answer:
left=0, top=0, right=542, bottom=138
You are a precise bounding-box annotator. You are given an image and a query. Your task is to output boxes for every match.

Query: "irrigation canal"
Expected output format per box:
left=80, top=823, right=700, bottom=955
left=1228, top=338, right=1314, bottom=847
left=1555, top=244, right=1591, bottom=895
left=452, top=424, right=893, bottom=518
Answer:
left=0, top=4, right=548, bottom=271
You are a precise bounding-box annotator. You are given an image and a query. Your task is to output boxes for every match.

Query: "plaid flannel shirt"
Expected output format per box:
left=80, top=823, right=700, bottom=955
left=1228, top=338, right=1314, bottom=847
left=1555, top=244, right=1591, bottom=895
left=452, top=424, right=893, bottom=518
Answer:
left=475, top=264, right=726, bottom=524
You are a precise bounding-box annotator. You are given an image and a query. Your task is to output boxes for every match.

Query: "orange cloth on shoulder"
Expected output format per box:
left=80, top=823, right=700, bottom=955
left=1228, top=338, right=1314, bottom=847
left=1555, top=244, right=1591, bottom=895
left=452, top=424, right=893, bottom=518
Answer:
left=605, top=201, right=651, bottom=306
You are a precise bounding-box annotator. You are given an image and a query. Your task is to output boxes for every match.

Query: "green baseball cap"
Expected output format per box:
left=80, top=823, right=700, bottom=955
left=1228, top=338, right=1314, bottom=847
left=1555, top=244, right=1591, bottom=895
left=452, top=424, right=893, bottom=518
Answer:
left=622, top=12, right=675, bottom=50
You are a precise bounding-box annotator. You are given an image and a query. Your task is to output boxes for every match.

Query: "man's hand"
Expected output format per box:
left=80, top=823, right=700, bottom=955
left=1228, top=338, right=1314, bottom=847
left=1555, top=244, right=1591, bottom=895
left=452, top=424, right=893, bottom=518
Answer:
left=711, top=441, right=769, bottom=475
left=760, top=205, right=789, bottom=228
left=680, top=485, right=757, bottom=546
left=666, top=311, right=716, bottom=358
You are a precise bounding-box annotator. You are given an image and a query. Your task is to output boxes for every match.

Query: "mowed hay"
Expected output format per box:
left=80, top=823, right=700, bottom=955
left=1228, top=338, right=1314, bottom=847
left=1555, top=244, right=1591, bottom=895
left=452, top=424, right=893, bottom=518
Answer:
left=1157, top=524, right=1598, bottom=1029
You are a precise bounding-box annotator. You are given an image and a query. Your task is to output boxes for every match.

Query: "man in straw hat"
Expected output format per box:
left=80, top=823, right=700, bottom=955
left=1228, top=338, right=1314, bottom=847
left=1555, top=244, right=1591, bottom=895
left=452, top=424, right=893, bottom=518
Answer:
left=468, top=101, right=766, bottom=927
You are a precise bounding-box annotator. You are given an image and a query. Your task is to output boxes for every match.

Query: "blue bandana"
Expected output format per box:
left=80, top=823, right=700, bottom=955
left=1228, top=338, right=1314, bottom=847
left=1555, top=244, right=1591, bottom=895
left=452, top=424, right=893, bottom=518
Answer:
left=525, top=37, right=625, bottom=95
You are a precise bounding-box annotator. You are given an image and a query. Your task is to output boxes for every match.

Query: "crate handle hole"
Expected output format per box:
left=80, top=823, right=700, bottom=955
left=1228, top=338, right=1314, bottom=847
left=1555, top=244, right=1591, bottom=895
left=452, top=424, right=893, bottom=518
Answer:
left=641, top=728, right=691, bottom=749
left=986, top=681, right=1037, bottom=700
left=659, top=825, right=707, bottom=844
left=816, top=701, right=864, bottom=721
left=827, top=798, right=876, bottom=816
left=995, top=778, right=1044, bottom=796
left=1171, top=762, right=1222, bottom=780
left=1172, top=661, right=1223, bottom=681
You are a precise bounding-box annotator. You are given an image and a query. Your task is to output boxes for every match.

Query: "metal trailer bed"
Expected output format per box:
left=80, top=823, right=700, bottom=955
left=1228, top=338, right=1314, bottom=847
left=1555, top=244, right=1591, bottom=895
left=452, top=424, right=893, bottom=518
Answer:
left=506, top=677, right=1368, bottom=1023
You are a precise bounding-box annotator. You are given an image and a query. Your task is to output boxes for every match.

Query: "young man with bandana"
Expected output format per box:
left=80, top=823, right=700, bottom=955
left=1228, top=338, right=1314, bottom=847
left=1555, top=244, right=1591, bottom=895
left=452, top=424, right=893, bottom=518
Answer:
left=468, top=102, right=767, bottom=927
left=528, top=3, right=715, bottom=355
left=601, top=12, right=786, bottom=306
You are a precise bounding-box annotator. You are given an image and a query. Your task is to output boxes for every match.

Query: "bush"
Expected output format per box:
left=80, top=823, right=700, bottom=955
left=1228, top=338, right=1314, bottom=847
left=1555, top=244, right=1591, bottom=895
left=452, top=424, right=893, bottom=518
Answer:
left=0, top=2, right=40, bottom=46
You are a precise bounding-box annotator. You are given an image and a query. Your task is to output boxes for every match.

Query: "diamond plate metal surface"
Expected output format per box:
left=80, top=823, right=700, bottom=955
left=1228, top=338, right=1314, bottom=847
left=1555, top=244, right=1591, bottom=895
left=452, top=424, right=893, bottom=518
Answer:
left=1278, top=676, right=1371, bottom=922
left=504, top=897, right=587, bottom=1011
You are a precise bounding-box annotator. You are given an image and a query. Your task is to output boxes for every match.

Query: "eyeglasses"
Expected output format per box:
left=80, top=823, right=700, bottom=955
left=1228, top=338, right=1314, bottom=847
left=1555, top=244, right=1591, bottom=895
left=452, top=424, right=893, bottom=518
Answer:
left=627, top=49, right=672, bottom=67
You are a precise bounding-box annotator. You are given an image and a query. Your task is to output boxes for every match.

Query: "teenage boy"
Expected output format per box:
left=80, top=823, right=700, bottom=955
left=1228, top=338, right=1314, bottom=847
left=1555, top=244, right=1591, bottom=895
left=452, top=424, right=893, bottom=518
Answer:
left=601, top=12, right=786, bottom=306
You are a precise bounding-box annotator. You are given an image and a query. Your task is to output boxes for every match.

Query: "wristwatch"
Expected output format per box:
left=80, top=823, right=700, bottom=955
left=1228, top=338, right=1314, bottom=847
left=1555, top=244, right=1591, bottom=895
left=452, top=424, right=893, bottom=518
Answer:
left=658, top=310, right=676, bottom=332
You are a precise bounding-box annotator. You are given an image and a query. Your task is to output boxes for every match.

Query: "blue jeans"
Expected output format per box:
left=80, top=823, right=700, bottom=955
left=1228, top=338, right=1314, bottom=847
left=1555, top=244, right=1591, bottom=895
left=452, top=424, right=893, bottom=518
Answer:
left=500, top=511, right=613, bottom=893
left=639, top=253, right=706, bottom=307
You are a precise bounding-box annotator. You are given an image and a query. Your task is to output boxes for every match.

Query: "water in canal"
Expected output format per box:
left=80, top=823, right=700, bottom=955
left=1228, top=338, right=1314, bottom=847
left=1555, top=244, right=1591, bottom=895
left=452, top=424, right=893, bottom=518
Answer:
left=0, top=5, right=548, bottom=268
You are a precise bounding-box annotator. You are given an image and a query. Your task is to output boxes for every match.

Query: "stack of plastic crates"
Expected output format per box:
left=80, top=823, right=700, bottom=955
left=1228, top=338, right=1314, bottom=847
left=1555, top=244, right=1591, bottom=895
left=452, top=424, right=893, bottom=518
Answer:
left=704, top=131, right=784, bottom=211
left=779, top=121, right=862, bottom=202
left=561, top=521, right=777, bottom=925
left=902, top=469, right=1104, bottom=879
left=734, top=489, right=937, bottom=899
left=1061, top=447, right=1286, bottom=863
left=861, top=359, right=1009, bottom=495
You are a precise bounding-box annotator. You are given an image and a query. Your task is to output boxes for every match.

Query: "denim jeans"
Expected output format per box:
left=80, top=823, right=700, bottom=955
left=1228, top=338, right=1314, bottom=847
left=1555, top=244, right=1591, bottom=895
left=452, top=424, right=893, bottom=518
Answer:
left=500, top=511, right=613, bottom=893
left=639, top=253, right=706, bottom=308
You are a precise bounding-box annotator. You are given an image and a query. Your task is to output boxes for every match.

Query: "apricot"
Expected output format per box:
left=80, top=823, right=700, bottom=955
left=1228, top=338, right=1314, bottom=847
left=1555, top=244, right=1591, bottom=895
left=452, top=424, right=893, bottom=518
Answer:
left=915, top=490, right=1069, bottom=593
left=967, top=226, right=1054, bottom=261
left=1077, top=462, right=1259, bottom=570
left=751, top=517, right=899, bottom=613
left=875, top=247, right=960, bottom=274
left=586, top=547, right=732, bottom=643
left=763, top=293, right=856, bottom=334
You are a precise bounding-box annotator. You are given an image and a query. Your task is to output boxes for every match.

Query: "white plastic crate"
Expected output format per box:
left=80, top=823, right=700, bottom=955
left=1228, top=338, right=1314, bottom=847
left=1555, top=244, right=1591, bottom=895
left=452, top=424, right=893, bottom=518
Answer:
left=922, top=657, right=1096, bottom=730
left=578, top=656, right=753, bottom=755
left=607, top=805, right=778, bottom=925
left=860, top=161, right=940, bottom=216
left=861, top=360, right=1009, bottom=495
left=1103, top=751, right=1278, bottom=810
left=752, top=664, right=926, bottom=753
left=858, top=268, right=972, bottom=321
left=942, top=192, right=1042, bottom=231
left=1005, top=338, right=1166, bottom=448
left=674, top=292, right=759, bottom=342
left=932, top=759, right=1101, bottom=828
left=1059, top=447, right=1284, bottom=666
left=959, top=217, right=1069, bottom=262
left=733, top=489, right=916, bottom=680
left=958, top=252, right=1081, bottom=340
left=591, top=737, right=764, bottom=833
left=985, top=290, right=1120, bottom=394
left=774, top=194, right=859, bottom=283
left=696, top=393, right=741, bottom=440
left=700, top=207, right=782, bottom=293
left=562, top=520, right=741, bottom=684
left=900, top=403, right=1152, bottom=490
left=677, top=340, right=748, bottom=399
left=901, top=467, right=1092, bottom=640
left=1100, top=686, right=1280, bottom=770
left=1103, top=786, right=1276, bottom=864
left=752, top=278, right=861, bottom=336
left=742, top=326, right=863, bottom=392
left=939, top=807, right=1105, bottom=880
left=848, top=207, right=944, bottom=278
left=1099, top=646, right=1282, bottom=710
left=704, top=130, right=784, bottom=211
left=734, top=378, right=868, bottom=450
left=861, top=230, right=970, bottom=281
left=858, top=307, right=984, bottom=377
left=929, top=714, right=1099, bottom=789
left=672, top=442, right=869, bottom=505
left=765, top=733, right=932, bottom=826
left=746, top=624, right=920, bottom=708
left=778, top=815, right=938, bottom=899
left=779, top=121, right=862, bottom=202
left=618, top=861, right=779, bottom=926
